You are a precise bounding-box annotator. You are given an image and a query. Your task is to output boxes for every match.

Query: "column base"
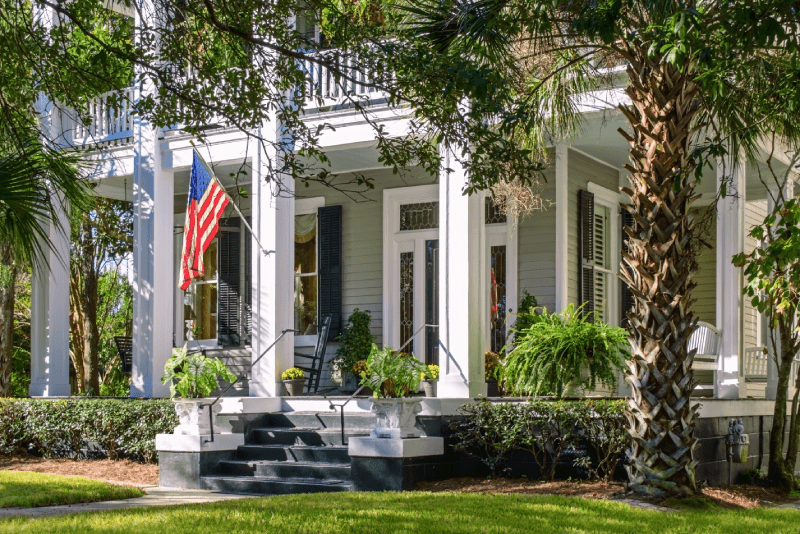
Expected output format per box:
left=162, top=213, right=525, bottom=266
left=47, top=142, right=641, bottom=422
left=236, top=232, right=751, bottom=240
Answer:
left=28, top=381, right=70, bottom=397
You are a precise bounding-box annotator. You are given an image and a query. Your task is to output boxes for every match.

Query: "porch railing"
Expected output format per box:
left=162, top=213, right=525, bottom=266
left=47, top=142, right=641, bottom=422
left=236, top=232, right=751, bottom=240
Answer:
left=744, top=346, right=768, bottom=380
left=299, top=50, right=385, bottom=108
left=72, top=86, right=135, bottom=145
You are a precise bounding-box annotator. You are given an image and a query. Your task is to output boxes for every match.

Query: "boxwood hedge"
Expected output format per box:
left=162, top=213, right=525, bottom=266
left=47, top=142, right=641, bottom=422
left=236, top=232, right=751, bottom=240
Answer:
left=0, top=398, right=178, bottom=463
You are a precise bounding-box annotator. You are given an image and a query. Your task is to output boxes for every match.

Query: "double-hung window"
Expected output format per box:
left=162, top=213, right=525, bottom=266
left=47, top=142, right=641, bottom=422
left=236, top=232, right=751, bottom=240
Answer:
left=578, top=184, right=619, bottom=324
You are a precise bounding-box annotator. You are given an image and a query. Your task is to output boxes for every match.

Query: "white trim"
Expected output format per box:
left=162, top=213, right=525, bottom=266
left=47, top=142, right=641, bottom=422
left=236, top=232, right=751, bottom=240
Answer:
left=383, top=185, right=439, bottom=357
left=555, top=144, right=569, bottom=311
left=569, top=146, right=620, bottom=175
left=296, top=196, right=325, bottom=215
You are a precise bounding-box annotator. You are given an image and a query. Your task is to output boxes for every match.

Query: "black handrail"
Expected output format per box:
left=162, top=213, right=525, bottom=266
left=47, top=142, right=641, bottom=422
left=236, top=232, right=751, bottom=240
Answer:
left=327, top=386, right=366, bottom=446
left=205, top=328, right=299, bottom=443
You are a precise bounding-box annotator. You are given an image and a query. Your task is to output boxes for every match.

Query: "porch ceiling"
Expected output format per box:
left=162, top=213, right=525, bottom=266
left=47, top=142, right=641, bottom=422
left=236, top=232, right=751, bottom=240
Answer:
left=571, top=111, right=795, bottom=202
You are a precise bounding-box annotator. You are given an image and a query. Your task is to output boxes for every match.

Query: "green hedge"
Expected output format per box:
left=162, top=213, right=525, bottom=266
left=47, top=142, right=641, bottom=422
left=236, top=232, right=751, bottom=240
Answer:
left=0, top=399, right=178, bottom=463
left=450, top=399, right=630, bottom=481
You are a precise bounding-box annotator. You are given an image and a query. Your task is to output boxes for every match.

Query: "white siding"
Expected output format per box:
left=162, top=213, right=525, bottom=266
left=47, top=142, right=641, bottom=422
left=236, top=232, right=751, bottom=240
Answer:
left=694, top=206, right=716, bottom=325
left=744, top=200, right=767, bottom=349
left=517, top=166, right=557, bottom=311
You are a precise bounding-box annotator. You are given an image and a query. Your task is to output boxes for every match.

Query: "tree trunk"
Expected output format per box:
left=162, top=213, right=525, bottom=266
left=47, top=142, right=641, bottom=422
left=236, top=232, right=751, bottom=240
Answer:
left=69, top=266, right=86, bottom=394
left=0, top=261, right=18, bottom=397
left=768, top=321, right=798, bottom=490
left=616, top=46, right=703, bottom=497
left=80, top=220, right=99, bottom=395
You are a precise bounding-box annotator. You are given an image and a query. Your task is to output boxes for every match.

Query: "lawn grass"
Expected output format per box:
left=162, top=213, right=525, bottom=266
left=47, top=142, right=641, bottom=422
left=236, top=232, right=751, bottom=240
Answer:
left=2, top=491, right=800, bottom=534
left=0, top=471, right=144, bottom=509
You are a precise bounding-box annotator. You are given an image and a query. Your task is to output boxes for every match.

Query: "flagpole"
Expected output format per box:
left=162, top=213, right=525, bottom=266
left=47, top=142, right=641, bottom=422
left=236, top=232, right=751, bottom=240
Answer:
left=189, top=142, right=272, bottom=256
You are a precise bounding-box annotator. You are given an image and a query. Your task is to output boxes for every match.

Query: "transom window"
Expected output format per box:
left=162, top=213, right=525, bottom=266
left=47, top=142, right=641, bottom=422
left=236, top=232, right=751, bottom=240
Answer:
left=399, top=202, right=439, bottom=231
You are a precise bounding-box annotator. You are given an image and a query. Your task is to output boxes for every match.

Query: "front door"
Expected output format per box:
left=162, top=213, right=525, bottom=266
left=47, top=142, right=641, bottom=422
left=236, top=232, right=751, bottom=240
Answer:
left=384, top=186, right=440, bottom=364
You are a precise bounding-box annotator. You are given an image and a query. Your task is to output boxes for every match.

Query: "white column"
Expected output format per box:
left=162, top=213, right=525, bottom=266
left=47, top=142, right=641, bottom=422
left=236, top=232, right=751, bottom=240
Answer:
left=438, top=147, right=486, bottom=398
left=554, top=144, right=569, bottom=312
left=715, top=159, right=745, bottom=398
left=250, top=132, right=295, bottom=397
left=29, top=205, right=71, bottom=397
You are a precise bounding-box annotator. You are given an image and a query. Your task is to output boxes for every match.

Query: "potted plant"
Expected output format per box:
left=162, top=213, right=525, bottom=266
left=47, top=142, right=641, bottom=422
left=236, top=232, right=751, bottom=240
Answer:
left=360, top=344, right=427, bottom=438
left=503, top=304, right=629, bottom=398
left=484, top=351, right=503, bottom=397
left=420, top=364, right=439, bottom=397
left=330, top=309, right=373, bottom=391
left=281, top=367, right=306, bottom=396
left=351, top=359, right=372, bottom=396
left=161, top=345, right=237, bottom=435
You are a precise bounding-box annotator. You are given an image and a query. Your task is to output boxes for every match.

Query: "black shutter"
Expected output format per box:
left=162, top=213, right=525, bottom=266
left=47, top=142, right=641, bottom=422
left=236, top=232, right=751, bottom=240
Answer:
left=620, top=209, right=635, bottom=328
left=578, top=189, right=595, bottom=317
left=318, top=205, right=342, bottom=340
left=243, top=216, right=252, bottom=345
left=218, top=218, right=241, bottom=346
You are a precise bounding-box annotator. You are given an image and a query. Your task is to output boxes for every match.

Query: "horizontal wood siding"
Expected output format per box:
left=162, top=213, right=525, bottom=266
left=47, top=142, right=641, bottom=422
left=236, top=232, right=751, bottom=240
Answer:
left=567, top=149, right=620, bottom=306
left=693, top=206, right=716, bottom=325
left=744, top=200, right=767, bottom=349
left=517, top=166, right=556, bottom=311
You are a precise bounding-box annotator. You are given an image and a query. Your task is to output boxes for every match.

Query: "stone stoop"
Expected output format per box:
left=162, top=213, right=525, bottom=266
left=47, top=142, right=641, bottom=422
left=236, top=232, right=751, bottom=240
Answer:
left=199, top=411, right=377, bottom=495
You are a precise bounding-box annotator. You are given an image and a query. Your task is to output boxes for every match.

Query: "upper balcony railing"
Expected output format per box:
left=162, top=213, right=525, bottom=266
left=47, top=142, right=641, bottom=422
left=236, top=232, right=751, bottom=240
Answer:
left=66, top=53, right=384, bottom=147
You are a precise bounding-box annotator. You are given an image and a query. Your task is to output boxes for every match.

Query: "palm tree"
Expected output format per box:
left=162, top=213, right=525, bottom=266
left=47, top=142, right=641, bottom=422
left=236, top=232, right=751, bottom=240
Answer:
left=0, top=139, right=89, bottom=397
left=397, top=0, right=800, bottom=496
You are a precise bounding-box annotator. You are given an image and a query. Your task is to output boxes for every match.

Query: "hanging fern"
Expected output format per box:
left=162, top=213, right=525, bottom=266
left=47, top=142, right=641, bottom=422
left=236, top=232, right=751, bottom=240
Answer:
left=503, top=304, right=628, bottom=397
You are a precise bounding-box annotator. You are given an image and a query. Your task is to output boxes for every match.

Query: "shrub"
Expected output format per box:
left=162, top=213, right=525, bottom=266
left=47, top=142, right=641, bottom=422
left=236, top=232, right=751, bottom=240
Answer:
left=161, top=345, right=237, bottom=399
left=331, top=309, right=374, bottom=375
left=361, top=344, right=426, bottom=398
left=281, top=368, right=305, bottom=380
left=508, top=290, right=541, bottom=345
left=503, top=304, right=628, bottom=397
left=450, top=399, right=629, bottom=481
left=0, top=398, right=178, bottom=463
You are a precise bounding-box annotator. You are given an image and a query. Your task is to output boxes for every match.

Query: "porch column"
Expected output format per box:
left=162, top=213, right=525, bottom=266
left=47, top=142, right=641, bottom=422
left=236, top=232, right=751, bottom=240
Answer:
left=130, top=100, right=174, bottom=396
left=438, top=147, right=486, bottom=398
left=715, top=159, right=745, bottom=398
left=29, top=204, right=71, bottom=397
left=554, top=144, right=569, bottom=312
left=250, top=131, right=295, bottom=397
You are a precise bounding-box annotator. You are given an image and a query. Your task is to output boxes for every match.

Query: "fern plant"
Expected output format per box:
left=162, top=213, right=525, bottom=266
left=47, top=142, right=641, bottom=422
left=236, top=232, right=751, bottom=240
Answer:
left=503, top=304, right=628, bottom=398
left=360, top=344, right=426, bottom=398
left=161, top=345, right=237, bottom=399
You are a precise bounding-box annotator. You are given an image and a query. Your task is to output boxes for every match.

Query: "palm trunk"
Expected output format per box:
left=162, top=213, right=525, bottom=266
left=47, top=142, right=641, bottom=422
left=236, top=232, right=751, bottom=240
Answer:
left=616, top=46, right=702, bottom=497
left=0, top=261, right=18, bottom=397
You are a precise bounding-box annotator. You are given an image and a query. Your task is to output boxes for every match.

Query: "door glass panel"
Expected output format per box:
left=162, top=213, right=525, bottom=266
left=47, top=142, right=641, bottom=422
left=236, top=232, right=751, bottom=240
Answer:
left=490, top=245, right=507, bottom=353
left=399, top=202, right=439, bottom=231
left=399, top=252, right=414, bottom=352
left=485, top=197, right=507, bottom=224
left=425, top=240, right=439, bottom=365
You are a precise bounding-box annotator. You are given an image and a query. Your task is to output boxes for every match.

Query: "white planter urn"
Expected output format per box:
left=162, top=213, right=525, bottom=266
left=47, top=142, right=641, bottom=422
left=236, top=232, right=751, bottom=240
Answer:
left=172, top=399, right=224, bottom=436
left=370, top=398, right=423, bottom=439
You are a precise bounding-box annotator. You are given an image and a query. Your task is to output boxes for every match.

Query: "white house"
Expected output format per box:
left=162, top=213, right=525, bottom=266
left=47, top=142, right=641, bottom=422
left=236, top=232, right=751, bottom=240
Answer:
left=28, top=6, right=798, bottom=408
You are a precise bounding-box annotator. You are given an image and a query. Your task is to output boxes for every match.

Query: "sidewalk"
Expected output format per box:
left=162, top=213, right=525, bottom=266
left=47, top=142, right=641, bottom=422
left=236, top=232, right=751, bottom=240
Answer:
left=0, top=486, right=253, bottom=519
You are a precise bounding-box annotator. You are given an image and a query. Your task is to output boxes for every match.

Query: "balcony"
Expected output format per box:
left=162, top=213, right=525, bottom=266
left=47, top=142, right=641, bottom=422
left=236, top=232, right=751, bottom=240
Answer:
left=66, top=53, right=385, bottom=148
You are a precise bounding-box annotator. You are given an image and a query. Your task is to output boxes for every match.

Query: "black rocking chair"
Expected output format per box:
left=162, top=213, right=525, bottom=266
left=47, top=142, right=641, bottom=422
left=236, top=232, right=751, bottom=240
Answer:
left=294, top=315, right=332, bottom=394
left=114, top=336, right=133, bottom=374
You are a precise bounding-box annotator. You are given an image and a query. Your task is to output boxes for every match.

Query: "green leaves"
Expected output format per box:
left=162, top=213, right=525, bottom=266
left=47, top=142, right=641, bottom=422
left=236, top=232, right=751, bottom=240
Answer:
left=360, top=343, right=427, bottom=398
left=161, top=345, right=237, bottom=399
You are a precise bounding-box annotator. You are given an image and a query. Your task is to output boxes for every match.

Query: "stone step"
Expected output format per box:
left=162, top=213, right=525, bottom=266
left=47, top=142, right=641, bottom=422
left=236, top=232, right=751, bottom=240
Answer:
left=267, top=411, right=377, bottom=430
left=201, top=475, right=352, bottom=495
left=217, top=459, right=352, bottom=480
left=251, top=427, right=372, bottom=447
left=236, top=444, right=351, bottom=464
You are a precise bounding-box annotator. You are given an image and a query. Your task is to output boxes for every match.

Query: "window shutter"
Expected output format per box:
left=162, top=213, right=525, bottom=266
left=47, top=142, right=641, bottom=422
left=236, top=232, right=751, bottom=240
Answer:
left=218, top=218, right=241, bottom=346
left=243, top=216, right=252, bottom=346
left=318, top=205, right=342, bottom=340
left=620, top=209, right=635, bottom=328
left=578, top=189, right=595, bottom=317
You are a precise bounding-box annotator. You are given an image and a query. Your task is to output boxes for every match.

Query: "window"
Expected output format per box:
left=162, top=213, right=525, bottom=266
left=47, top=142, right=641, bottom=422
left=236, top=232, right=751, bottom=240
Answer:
left=592, top=204, right=613, bottom=323
left=579, top=184, right=619, bottom=324
left=184, top=240, right=218, bottom=341
left=295, top=213, right=318, bottom=335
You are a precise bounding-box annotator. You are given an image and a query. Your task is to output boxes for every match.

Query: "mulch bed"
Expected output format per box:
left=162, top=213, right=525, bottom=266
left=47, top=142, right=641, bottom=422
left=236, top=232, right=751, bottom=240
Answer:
left=412, top=477, right=799, bottom=509
left=0, top=453, right=159, bottom=487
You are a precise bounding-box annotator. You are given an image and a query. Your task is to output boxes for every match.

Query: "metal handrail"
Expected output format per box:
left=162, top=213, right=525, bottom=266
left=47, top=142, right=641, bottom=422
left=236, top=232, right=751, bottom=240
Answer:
left=397, top=324, right=438, bottom=354
left=204, top=328, right=299, bottom=443
left=327, top=386, right=367, bottom=446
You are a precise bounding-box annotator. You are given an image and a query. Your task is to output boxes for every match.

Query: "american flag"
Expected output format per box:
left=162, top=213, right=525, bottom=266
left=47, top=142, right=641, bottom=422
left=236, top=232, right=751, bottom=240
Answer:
left=179, top=151, right=230, bottom=290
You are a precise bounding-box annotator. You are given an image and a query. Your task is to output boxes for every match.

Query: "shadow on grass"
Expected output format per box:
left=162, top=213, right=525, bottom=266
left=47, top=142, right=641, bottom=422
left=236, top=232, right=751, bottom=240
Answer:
left=0, top=472, right=143, bottom=508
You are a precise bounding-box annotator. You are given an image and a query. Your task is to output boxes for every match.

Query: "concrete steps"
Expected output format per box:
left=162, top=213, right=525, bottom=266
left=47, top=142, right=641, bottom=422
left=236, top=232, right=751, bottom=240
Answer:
left=200, top=410, right=377, bottom=495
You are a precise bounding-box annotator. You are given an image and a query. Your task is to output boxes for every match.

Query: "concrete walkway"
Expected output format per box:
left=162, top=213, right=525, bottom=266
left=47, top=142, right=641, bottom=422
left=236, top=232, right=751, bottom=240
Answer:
left=0, top=487, right=253, bottom=519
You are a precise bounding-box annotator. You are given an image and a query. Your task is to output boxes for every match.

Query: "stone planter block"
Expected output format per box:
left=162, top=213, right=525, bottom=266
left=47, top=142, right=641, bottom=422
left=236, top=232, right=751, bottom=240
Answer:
left=173, top=399, right=224, bottom=436
left=370, top=398, right=424, bottom=439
